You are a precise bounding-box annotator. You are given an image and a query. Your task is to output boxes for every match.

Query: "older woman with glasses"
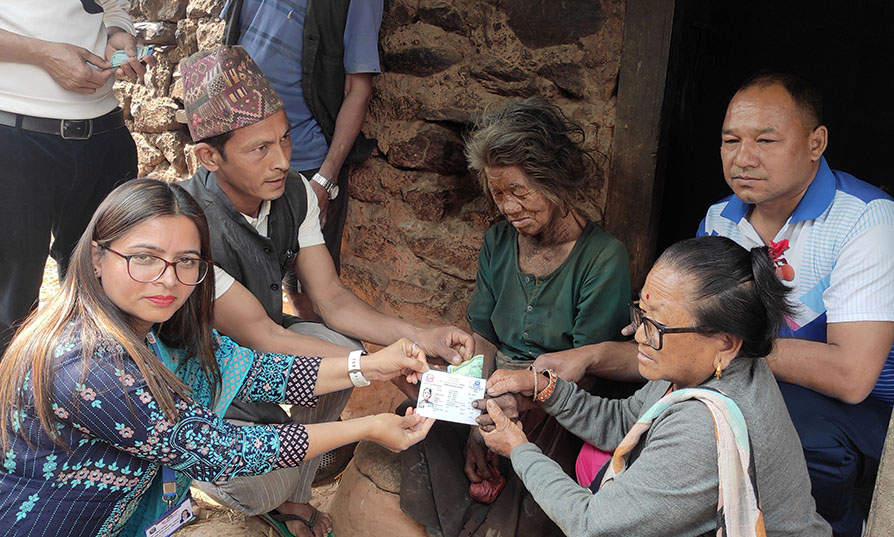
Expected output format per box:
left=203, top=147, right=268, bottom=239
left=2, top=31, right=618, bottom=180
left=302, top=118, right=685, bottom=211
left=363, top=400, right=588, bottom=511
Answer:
left=0, top=179, right=434, bottom=536
left=478, top=236, right=831, bottom=536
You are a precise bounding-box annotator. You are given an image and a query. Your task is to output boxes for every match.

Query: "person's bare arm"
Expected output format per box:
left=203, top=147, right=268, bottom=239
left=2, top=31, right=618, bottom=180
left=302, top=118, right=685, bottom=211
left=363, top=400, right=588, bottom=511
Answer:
left=295, top=244, right=474, bottom=363
left=0, top=28, right=112, bottom=94
left=767, top=321, right=894, bottom=404
left=318, top=73, right=371, bottom=180
left=213, top=280, right=349, bottom=357
left=534, top=339, right=642, bottom=383
left=308, top=73, right=373, bottom=219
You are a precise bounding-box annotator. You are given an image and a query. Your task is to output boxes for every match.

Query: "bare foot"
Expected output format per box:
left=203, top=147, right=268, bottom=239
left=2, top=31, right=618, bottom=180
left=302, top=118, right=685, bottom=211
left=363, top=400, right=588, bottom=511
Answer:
left=278, top=501, right=332, bottom=537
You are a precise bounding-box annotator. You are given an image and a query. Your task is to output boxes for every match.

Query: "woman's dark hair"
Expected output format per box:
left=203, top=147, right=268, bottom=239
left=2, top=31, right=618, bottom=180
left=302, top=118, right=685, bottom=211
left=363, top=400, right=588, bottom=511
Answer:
left=656, top=236, right=794, bottom=359
left=465, top=97, right=593, bottom=214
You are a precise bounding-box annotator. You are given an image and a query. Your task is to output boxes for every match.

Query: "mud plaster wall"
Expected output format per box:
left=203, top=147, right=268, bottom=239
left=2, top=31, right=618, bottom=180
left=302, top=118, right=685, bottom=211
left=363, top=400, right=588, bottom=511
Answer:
left=121, top=0, right=627, bottom=329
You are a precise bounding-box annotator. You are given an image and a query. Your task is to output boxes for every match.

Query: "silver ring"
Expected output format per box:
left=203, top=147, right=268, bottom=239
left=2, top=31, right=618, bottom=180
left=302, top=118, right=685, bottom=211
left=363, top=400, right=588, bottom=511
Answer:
left=411, top=341, right=419, bottom=352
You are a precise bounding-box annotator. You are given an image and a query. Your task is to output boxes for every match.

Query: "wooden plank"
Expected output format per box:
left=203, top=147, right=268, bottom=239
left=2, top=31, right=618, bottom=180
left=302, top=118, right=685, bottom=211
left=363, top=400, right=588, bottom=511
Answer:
left=604, top=0, right=676, bottom=289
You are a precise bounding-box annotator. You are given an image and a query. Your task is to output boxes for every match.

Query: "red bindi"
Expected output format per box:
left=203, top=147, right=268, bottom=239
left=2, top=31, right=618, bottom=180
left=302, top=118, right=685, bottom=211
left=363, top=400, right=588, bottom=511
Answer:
left=645, top=293, right=649, bottom=300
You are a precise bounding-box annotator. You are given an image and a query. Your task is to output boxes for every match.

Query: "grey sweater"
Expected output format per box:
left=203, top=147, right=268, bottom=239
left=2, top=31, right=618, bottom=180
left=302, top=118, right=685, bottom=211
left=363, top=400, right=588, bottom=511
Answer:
left=510, top=357, right=831, bottom=536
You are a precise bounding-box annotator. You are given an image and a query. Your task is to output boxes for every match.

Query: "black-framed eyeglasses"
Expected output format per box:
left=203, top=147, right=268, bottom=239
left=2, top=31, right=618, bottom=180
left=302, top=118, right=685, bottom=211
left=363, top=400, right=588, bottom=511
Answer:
left=629, top=302, right=714, bottom=350
left=99, top=245, right=210, bottom=286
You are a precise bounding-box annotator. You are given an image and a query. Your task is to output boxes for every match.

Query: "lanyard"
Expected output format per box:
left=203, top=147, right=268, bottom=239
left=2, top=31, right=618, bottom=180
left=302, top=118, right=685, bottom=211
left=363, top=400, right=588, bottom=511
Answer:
left=146, top=331, right=178, bottom=510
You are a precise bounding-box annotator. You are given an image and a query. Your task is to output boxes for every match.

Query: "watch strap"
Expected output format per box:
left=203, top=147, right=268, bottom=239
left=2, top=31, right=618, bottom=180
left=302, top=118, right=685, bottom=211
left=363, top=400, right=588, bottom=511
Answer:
left=347, top=349, right=370, bottom=387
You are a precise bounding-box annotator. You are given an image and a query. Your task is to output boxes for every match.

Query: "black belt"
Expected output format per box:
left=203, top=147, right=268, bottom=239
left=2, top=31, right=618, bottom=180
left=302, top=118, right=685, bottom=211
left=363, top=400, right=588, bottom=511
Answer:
left=0, top=107, right=125, bottom=140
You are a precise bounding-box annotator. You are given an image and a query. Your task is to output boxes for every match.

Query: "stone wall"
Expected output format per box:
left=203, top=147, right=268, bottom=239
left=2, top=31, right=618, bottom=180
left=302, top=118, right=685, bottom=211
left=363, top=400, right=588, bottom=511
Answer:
left=122, top=0, right=627, bottom=329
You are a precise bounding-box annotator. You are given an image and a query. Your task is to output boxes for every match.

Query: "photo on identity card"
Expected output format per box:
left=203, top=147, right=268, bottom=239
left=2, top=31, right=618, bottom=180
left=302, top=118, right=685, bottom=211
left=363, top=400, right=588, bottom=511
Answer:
left=415, top=369, right=486, bottom=425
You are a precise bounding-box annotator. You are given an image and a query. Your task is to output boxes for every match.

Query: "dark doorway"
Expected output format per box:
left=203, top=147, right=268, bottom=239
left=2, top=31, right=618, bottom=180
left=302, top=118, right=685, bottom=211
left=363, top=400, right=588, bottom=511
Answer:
left=656, top=0, right=894, bottom=253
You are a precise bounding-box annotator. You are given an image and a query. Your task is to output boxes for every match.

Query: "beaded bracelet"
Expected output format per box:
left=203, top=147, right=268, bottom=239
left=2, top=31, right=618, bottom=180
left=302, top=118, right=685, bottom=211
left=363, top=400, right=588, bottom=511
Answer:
left=535, top=369, right=557, bottom=403
left=528, top=364, right=538, bottom=400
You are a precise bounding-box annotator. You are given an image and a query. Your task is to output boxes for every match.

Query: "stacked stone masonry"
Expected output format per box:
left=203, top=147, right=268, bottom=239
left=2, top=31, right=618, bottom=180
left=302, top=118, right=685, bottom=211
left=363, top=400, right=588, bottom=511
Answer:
left=122, top=0, right=626, bottom=329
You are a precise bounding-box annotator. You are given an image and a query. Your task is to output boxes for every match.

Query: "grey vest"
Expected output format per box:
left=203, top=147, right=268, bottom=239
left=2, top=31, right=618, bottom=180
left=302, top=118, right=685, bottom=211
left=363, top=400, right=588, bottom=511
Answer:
left=180, top=168, right=308, bottom=326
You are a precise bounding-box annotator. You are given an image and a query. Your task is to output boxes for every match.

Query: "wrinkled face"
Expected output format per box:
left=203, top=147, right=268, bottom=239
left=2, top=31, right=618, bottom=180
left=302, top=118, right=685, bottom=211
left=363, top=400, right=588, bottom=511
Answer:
left=720, top=83, right=824, bottom=210
left=485, top=165, right=557, bottom=237
left=212, top=110, right=292, bottom=215
left=634, top=264, right=722, bottom=388
left=92, top=216, right=201, bottom=335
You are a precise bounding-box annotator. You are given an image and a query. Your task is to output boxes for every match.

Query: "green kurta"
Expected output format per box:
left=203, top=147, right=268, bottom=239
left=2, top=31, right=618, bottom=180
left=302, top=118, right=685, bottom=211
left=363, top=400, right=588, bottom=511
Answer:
left=466, top=220, right=631, bottom=361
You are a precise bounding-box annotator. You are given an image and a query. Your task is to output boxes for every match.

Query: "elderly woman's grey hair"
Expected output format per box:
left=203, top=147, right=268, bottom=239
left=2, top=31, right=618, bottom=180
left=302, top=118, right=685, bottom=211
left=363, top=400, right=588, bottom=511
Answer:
left=465, top=97, right=594, bottom=215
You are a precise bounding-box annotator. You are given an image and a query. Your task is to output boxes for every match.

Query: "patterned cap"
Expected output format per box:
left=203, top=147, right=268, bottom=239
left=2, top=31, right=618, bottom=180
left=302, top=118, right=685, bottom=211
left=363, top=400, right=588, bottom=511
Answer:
left=181, top=45, right=284, bottom=141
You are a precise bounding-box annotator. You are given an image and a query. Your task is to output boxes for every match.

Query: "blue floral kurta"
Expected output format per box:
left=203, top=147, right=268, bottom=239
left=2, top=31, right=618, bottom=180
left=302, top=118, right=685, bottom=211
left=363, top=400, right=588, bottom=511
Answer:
left=0, top=329, right=320, bottom=536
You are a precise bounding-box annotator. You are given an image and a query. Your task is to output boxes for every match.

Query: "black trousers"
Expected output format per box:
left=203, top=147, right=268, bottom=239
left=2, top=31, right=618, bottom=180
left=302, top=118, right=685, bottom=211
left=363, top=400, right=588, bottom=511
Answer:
left=779, top=382, right=892, bottom=537
left=281, top=165, right=350, bottom=294
left=0, top=123, right=137, bottom=351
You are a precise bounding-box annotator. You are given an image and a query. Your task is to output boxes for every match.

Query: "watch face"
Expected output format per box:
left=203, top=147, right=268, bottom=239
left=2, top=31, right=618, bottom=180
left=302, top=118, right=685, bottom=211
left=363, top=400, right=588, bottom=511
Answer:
left=330, top=185, right=339, bottom=200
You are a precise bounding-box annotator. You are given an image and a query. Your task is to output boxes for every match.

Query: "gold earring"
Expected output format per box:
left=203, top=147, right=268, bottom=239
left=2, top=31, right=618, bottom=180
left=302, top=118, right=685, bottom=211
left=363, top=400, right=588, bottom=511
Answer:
left=714, top=363, right=723, bottom=379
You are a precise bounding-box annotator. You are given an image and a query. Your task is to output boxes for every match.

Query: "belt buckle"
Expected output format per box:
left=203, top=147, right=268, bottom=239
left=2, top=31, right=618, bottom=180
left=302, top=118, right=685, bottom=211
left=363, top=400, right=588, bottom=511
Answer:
left=60, top=119, right=92, bottom=140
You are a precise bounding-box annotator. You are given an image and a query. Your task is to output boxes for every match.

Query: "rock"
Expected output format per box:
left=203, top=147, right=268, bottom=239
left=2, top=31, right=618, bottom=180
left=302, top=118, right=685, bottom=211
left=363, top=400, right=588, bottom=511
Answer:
left=133, top=132, right=165, bottom=175
left=381, top=0, right=415, bottom=32
left=144, top=52, right=174, bottom=97
left=383, top=46, right=462, bottom=77
left=538, top=62, right=588, bottom=99
left=187, top=0, right=222, bottom=19
left=196, top=19, right=225, bottom=51
left=135, top=22, right=177, bottom=46
left=154, top=131, right=192, bottom=174
left=505, top=0, right=604, bottom=48
left=400, top=221, right=481, bottom=281
left=170, top=66, right=184, bottom=102
left=176, top=19, right=200, bottom=58
left=328, top=454, right=426, bottom=537
left=469, top=56, right=539, bottom=97
left=137, top=0, right=187, bottom=22
left=112, top=79, right=138, bottom=121
left=418, top=2, right=465, bottom=34
left=348, top=161, right=388, bottom=204
left=183, top=143, right=199, bottom=176
left=475, top=56, right=531, bottom=83
left=147, top=161, right=184, bottom=183
left=386, top=122, right=466, bottom=174
left=354, top=441, right=401, bottom=493
left=132, top=96, right=180, bottom=133
left=418, top=105, right=474, bottom=125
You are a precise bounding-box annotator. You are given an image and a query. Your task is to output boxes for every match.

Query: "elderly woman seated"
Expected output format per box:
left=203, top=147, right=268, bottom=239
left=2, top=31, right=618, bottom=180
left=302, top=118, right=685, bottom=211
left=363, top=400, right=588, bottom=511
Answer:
left=401, top=98, right=638, bottom=536
left=479, top=236, right=832, bottom=536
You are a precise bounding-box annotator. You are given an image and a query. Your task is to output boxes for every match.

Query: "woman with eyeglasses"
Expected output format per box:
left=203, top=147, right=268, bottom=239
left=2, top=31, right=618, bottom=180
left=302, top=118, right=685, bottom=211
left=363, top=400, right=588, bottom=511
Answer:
left=0, top=178, right=434, bottom=536
left=477, top=236, right=831, bottom=536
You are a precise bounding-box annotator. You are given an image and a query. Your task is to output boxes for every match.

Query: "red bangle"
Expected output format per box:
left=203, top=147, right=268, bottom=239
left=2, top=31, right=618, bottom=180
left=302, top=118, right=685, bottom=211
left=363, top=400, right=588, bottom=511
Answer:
left=535, top=369, right=556, bottom=403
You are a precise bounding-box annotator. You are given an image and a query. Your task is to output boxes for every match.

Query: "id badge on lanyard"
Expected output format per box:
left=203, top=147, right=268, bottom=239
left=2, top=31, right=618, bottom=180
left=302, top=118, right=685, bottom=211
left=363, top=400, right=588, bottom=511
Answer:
left=144, top=332, right=195, bottom=537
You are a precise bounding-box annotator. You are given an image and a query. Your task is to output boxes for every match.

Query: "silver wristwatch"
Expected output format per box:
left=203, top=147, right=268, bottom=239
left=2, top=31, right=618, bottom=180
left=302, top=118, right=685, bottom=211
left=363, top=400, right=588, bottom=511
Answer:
left=347, top=349, right=370, bottom=387
left=311, top=172, right=339, bottom=200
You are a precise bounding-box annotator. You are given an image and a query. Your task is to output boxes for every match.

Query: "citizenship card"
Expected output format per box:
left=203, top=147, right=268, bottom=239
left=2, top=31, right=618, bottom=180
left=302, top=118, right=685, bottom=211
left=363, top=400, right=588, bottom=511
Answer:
left=415, top=369, right=487, bottom=425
